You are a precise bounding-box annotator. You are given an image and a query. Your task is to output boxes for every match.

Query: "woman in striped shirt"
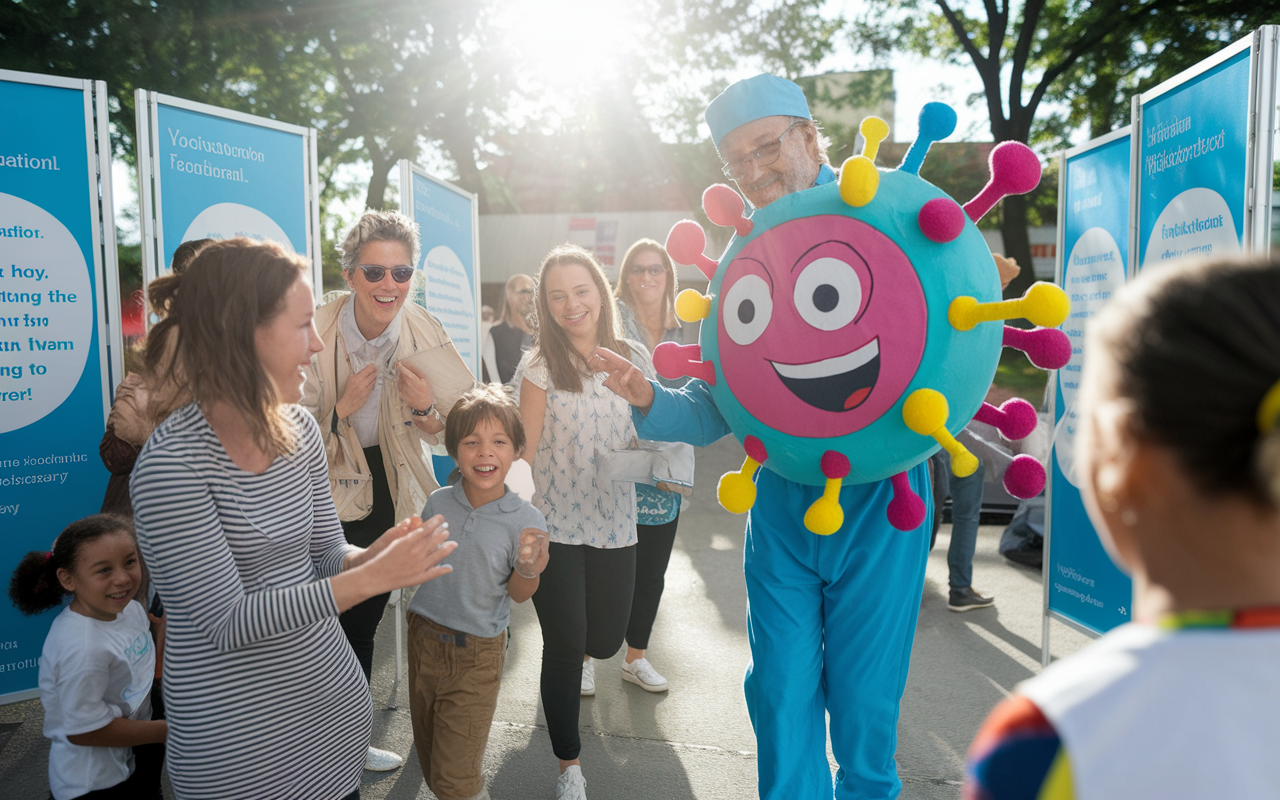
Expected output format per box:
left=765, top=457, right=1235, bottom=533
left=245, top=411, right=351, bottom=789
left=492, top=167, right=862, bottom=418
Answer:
left=130, top=238, right=457, bottom=800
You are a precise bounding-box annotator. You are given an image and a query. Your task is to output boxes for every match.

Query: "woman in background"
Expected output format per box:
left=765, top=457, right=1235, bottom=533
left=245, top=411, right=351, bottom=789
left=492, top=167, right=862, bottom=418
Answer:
left=302, top=210, right=469, bottom=772
left=515, top=244, right=653, bottom=800
left=483, top=273, right=536, bottom=385
left=611, top=238, right=696, bottom=693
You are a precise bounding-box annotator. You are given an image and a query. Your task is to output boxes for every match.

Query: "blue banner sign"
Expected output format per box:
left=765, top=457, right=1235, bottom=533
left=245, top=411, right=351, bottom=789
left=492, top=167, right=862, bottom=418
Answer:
left=1137, top=45, right=1251, bottom=271
left=141, top=93, right=318, bottom=289
left=402, top=165, right=480, bottom=377
left=0, top=72, right=115, bottom=700
left=1048, top=129, right=1134, bottom=636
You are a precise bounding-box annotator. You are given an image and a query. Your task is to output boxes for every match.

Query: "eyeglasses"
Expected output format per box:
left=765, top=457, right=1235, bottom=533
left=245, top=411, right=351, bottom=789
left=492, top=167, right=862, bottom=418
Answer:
left=514, top=288, right=536, bottom=296
left=721, top=120, right=805, bottom=181
left=355, top=264, right=415, bottom=283
left=628, top=264, right=666, bottom=278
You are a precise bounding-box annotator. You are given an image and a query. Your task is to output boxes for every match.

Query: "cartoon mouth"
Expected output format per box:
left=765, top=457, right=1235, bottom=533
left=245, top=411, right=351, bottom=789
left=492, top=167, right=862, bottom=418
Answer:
left=770, top=338, right=880, bottom=413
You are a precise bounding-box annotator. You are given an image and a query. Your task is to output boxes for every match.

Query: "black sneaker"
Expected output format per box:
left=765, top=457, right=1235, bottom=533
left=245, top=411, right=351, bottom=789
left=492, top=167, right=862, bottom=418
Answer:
left=948, top=586, right=995, bottom=612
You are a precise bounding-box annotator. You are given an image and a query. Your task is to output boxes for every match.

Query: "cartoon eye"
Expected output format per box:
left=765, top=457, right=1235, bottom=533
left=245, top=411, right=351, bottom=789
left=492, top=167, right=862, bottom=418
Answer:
left=793, top=257, right=862, bottom=331
left=722, top=274, right=773, bottom=345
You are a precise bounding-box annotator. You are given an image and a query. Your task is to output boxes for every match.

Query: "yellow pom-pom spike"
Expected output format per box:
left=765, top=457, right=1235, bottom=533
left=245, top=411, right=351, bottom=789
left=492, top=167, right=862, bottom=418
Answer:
left=948, top=282, right=1071, bottom=331
left=902, top=388, right=979, bottom=477
left=838, top=155, right=879, bottom=207
left=804, top=478, right=845, bottom=535
left=860, top=116, right=890, bottom=163
left=675, top=288, right=711, bottom=323
left=718, top=454, right=761, bottom=514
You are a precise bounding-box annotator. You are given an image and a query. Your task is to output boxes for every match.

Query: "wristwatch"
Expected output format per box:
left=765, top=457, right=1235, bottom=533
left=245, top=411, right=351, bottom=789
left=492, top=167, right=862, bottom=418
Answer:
left=411, top=403, right=435, bottom=417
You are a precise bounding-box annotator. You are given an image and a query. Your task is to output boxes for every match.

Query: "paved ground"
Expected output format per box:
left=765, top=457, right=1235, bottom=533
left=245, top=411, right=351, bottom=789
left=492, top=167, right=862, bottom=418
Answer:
left=0, top=436, right=1093, bottom=799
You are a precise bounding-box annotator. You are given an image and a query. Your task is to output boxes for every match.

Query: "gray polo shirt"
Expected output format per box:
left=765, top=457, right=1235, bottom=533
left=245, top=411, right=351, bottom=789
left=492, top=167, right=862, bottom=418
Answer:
left=408, top=482, right=547, bottom=638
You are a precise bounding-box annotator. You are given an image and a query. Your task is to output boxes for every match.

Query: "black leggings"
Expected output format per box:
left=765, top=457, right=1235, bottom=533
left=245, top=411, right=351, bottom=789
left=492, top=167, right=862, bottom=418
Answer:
left=531, top=542, right=636, bottom=761
left=340, top=445, right=396, bottom=684
left=625, top=517, right=680, bottom=651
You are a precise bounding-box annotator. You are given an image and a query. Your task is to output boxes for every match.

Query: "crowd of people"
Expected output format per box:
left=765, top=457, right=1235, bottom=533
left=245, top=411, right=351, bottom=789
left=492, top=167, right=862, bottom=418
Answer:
left=7, top=71, right=1280, bottom=800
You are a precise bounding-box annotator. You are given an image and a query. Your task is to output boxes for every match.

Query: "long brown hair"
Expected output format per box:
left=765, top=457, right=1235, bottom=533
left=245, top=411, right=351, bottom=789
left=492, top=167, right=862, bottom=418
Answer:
left=615, top=238, right=679, bottom=331
left=531, top=244, right=630, bottom=392
left=146, top=237, right=311, bottom=455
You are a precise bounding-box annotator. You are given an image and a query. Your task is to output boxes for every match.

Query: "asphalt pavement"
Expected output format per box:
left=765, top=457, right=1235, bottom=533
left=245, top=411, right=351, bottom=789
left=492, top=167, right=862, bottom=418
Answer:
left=0, top=435, right=1093, bottom=799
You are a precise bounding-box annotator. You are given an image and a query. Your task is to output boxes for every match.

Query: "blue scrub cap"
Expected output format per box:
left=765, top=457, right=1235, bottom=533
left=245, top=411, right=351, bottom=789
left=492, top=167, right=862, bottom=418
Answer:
left=705, top=74, right=812, bottom=150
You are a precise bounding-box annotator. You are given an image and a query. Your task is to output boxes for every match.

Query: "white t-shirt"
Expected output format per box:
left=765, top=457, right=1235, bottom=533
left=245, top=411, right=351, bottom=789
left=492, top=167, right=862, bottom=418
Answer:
left=40, top=600, right=155, bottom=800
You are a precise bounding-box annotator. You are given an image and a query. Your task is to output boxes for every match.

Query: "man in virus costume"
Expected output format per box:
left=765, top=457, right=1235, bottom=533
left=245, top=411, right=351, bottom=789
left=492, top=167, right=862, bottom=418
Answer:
left=592, top=74, right=1064, bottom=799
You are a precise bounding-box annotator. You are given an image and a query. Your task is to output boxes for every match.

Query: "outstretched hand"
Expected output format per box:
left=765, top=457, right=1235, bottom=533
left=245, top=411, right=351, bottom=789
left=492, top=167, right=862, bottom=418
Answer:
left=365, top=514, right=457, bottom=590
left=588, top=347, right=655, bottom=413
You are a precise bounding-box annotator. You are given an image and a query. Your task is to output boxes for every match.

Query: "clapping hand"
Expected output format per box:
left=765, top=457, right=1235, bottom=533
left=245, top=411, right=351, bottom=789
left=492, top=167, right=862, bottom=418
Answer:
left=513, top=528, right=549, bottom=579
left=588, top=347, right=655, bottom=412
left=367, top=514, right=457, bottom=589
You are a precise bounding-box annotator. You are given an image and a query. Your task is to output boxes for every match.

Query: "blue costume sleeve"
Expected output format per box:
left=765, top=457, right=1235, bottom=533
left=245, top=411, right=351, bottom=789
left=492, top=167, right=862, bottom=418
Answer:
left=632, top=379, right=733, bottom=447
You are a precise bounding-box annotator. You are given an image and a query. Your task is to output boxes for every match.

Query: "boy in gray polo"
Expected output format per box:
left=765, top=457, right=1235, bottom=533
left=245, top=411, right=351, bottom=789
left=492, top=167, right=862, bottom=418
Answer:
left=406, top=385, right=549, bottom=800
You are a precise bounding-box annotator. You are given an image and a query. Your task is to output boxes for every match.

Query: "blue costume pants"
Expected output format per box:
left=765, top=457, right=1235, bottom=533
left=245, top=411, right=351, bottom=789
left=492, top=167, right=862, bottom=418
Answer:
left=634, top=380, right=932, bottom=799
left=746, top=465, right=931, bottom=800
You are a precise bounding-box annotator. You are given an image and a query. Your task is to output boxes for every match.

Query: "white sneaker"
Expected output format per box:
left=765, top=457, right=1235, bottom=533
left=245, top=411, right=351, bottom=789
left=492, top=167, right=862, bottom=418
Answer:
left=621, top=657, right=669, bottom=692
left=556, top=764, right=588, bottom=800
left=580, top=658, right=595, bottom=697
left=363, top=745, right=404, bottom=771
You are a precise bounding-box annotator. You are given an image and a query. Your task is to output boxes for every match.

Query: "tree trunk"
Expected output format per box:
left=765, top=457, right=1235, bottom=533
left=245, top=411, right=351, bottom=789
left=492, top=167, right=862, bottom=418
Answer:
left=365, top=158, right=392, bottom=211
left=1000, top=193, right=1036, bottom=305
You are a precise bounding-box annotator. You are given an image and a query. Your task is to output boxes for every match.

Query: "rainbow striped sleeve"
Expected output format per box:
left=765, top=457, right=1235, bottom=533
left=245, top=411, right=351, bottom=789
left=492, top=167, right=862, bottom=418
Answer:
left=964, top=693, right=1075, bottom=800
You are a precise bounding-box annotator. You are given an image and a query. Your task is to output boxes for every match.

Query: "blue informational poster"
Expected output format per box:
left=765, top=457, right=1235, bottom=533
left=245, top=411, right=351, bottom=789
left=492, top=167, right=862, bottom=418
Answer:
left=1136, top=45, right=1251, bottom=272
left=0, top=71, right=117, bottom=701
left=1048, top=129, right=1134, bottom=636
left=138, top=93, right=320, bottom=291
left=401, top=164, right=481, bottom=378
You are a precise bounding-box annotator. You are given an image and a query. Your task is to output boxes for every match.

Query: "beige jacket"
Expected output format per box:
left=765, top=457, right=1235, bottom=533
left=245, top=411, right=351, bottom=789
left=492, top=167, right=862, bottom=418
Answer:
left=302, top=294, right=475, bottom=522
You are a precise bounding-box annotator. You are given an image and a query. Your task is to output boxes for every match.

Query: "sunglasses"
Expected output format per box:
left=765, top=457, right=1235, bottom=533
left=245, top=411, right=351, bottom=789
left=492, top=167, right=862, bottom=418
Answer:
left=628, top=264, right=666, bottom=277
left=355, top=264, right=415, bottom=283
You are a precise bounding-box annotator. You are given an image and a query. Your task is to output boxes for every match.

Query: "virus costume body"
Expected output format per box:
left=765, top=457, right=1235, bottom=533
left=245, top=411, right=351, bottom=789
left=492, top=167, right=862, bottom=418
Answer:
left=628, top=74, right=1069, bottom=800
left=656, top=103, right=1070, bottom=534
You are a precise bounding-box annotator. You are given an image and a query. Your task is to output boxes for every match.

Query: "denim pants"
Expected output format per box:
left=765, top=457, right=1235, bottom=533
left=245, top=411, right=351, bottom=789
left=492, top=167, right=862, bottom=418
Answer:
left=945, top=460, right=986, bottom=590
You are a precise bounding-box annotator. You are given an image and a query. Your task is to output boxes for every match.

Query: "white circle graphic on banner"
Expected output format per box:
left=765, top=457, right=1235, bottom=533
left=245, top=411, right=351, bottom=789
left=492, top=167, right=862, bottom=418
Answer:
left=180, top=203, right=295, bottom=254
left=1141, top=187, right=1240, bottom=270
left=1055, top=226, right=1124, bottom=487
left=422, top=244, right=475, bottom=357
left=0, top=192, right=93, bottom=434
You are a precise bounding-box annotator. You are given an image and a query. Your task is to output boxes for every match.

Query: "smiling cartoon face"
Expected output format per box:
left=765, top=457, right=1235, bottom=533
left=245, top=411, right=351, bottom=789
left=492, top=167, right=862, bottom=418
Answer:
left=716, top=215, right=927, bottom=439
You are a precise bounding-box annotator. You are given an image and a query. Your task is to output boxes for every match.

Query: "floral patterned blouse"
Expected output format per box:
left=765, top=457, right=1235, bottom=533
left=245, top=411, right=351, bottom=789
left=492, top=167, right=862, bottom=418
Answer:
left=514, top=341, right=653, bottom=548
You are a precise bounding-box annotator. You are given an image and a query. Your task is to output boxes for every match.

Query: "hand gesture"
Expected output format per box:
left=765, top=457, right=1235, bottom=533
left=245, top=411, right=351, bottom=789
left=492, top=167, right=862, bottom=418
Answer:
left=588, top=347, right=655, bottom=412
left=397, top=361, right=435, bottom=415
left=336, top=364, right=378, bottom=420
left=993, top=253, right=1022, bottom=290
left=513, top=528, right=549, bottom=579
left=363, top=514, right=457, bottom=591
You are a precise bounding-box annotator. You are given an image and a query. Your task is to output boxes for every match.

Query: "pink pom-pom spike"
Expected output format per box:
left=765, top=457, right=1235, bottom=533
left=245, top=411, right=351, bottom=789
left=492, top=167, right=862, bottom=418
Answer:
left=652, top=341, right=717, bottom=385
left=743, top=435, right=768, bottom=464
left=820, top=450, right=851, bottom=479
left=1003, top=326, right=1071, bottom=370
left=665, top=220, right=718, bottom=280
left=918, top=197, right=966, bottom=243
left=886, top=471, right=926, bottom=531
left=963, top=142, right=1042, bottom=222
left=973, top=398, right=1039, bottom=441
left=1003, top=454, right=1046, bottom=499
left=703, top=184, right=754, bottom=238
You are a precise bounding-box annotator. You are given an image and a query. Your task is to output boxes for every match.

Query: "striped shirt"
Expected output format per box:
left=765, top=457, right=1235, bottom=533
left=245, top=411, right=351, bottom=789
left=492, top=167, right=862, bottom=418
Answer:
left=131, top=403, right=370, bottom=800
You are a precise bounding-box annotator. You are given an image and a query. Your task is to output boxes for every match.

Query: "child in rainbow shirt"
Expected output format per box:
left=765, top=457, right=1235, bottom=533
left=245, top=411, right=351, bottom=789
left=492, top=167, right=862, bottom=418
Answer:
left=965, top=256, right=1280, bottom=799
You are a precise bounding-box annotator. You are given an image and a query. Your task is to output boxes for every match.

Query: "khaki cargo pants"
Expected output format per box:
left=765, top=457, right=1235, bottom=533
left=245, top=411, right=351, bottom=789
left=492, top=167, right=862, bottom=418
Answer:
left=407, top=613, right=506, bottom=800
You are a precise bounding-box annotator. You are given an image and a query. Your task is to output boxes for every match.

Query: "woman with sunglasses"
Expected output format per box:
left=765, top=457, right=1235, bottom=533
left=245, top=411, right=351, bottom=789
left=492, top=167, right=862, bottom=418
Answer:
left=603, top=239, right=697, bottom=695
left=302, top=210, right=469, bottom=773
